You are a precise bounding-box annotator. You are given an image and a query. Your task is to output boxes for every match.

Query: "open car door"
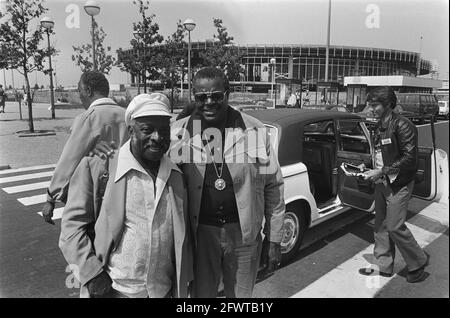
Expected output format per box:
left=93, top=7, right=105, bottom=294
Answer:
left=336, top=119, right=375, bottom=212
left=412, top=117, right=448, bottom=202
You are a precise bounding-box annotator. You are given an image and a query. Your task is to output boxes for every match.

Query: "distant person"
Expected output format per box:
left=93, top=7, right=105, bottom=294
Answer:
left=303, top=91, right=310, bottom=106
left=22, top=92, right=28, bottom=108
left=0, top=85, right=5, bottom=113
left=295, top=91, right=301, bottom=108
left=358, top=86, right=430, bottom=283
left=41, top=71, right=128, bottom=225
left=287, top=93, right=296, bottom=107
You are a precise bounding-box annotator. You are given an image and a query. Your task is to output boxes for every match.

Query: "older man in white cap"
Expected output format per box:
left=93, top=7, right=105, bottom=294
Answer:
left=59, top=93, right=193, bottom=298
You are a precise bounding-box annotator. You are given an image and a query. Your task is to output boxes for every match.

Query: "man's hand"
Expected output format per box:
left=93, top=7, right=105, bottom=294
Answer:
left=260, top=238, right=282, bottom=277
left=363, top=169, right=384, bottom=182
left=88, top=141, right=116, bottom=159
left=42, top=201, right=55, bottom=225
left=86, top=271, right=112, bottom=298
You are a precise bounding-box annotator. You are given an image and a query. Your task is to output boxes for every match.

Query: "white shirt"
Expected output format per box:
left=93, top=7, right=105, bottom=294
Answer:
left=374, top=148, right=398, bottom=184
left=106, top=140, right=176, bottom=298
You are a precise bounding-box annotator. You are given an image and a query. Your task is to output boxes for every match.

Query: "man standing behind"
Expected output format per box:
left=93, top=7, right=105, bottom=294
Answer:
left=359, top=86, right=429, bottom=283
left=59, top=93, right=192, bottom=297
left=0, top=84, right=5, bottom=113
left=171, top=67, right=285, bottom=298
left=42, top=71, right=128, bottom=224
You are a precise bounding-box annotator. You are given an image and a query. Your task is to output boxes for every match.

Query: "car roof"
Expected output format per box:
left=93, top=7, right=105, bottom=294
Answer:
left=397, top=93, right=433, bottom=95
left=245, top=108, right=361, bottom=126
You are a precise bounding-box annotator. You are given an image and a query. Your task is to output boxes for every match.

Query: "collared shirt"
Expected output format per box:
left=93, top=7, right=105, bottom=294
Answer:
left=47, top=97, right=128, bottom=203
left=106, top=140, right=176, bottom=298
left=198, top=108, right=240, bottom=226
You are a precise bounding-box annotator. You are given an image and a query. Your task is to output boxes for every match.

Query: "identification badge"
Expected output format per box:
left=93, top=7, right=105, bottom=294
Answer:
left=381, top=138, right=392, bottom=145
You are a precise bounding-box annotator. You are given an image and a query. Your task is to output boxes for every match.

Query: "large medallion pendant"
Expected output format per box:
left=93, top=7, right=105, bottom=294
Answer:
left=214, top=178, right=226, bottom=191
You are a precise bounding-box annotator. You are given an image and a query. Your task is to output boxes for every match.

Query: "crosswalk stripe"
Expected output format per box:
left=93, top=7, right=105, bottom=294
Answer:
left=0, top=171, right=54, bottom=184
left=18, top=194, right=47, bottom=206
left=0, top=164, right=56, bottom=175
left=2, top=181, right=50, bottom=194
left=37, top=207, right=64, bottom=220
left=290, top=202, right=448, bottom=298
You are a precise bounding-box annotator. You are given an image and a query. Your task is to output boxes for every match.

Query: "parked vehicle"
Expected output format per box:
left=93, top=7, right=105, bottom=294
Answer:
left=302, top=104, right=349, bottom=113
left=438, top=100, right=449, bottom=120
left=246, top=109, right=448, bottom=264
left=396, top=93, right=439, bottom=124
left=357, top=104, right=416, bottom=122
left=231, top=104, right=268, bottom=112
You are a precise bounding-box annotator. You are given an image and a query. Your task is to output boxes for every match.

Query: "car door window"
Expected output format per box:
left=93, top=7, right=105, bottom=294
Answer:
left=337, top=120, right=371, bottom=154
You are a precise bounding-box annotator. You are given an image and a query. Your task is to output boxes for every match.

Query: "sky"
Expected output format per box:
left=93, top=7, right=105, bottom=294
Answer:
left=1, top=0, right=449, bottom=88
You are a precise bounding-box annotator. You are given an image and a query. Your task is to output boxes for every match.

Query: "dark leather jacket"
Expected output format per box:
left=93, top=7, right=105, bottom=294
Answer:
left=374, top=112, right=418, bottom=193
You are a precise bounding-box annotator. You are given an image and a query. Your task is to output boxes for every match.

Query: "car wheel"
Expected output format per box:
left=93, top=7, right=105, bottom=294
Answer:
left=280, top=202, right=308, bottom=265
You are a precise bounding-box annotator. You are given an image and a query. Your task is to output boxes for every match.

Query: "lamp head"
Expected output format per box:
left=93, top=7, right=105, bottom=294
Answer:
left=40, top=17, right=55, bottom=30
left=183, top=19, right=196, bottom=32
left=84, top=0, right=100, bottom=16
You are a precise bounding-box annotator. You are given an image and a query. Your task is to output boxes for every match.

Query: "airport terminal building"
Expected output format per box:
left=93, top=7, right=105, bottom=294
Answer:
left=122, top=42, right=433, bottom=92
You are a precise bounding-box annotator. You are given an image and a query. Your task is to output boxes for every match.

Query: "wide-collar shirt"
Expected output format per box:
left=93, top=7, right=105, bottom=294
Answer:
left=106, top=140, right=177, bottom=298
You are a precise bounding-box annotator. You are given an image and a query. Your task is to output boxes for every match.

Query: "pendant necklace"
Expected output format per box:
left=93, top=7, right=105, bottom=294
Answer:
left=206, top=139, right=226, bottom=191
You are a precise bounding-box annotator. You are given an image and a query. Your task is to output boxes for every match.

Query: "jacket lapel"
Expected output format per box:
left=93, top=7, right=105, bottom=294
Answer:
left=103, top=156, right=126, bottom=241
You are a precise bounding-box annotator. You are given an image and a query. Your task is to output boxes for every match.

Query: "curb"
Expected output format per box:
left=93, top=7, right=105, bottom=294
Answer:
left=16, top=130, right=56, bottom=137
left=17, top=132, right=56, bottom=137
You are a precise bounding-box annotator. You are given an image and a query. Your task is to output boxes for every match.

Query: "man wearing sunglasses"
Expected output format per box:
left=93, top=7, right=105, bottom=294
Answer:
left=171, top=67, right=285, bottom=298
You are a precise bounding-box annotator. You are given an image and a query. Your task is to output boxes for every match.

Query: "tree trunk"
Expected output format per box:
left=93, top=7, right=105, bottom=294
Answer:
left=22, top=25, right=34, bottom=132
left=24, top=71, right=34, bottom=132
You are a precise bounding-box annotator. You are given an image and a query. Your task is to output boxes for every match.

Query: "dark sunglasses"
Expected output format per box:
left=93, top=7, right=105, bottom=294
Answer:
left=194, top=90, right=227, bottom=103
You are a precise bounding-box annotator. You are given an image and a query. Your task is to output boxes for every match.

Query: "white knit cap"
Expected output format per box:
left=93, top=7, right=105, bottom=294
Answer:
left=125, top=93, right=171, bottom=126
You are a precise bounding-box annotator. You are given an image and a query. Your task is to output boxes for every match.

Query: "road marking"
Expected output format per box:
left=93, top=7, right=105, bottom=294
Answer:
left=290, top=202, right=448, bottom=298
left=17, top=194, right=47, bottom=206
left=37, top=207, right=64, bottom=220
left=0, top=164, right=56, bottom=175
left=2, top=181, right=50, bottom=194
left=0, top=171, right=54, bottom=184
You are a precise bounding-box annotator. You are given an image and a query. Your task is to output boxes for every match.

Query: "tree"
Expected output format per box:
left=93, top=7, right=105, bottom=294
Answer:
left=133, top=0, right=163, bottom=92
left=0, top=0, right=56, bottom=132
left=117, top=39, right=143, bottom=93
left=72, top=19, right=115, bottom=74
left=200, top=18, right=244, bottom=81
left=158, top=20, right=186, bottom=110
left=116, top=0, right=164, bottom=93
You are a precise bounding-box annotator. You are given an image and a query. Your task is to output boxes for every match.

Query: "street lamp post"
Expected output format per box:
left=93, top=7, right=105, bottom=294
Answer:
left=84, top=1, right=100, bottom=71
left=133, top=31, right=141, bottom=94
left=180, top=59, right=184, bottom=99
left=270, top=58, right=276, bottom=109
left=417, top=36, right=423, bottom=77
left=40, top=16, right=55, bottom=119
left=183, top=19, right=196, bottom=103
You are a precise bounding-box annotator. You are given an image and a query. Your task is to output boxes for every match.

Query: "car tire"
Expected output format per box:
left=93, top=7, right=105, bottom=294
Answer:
left=280, top=202, right=309, bottom=265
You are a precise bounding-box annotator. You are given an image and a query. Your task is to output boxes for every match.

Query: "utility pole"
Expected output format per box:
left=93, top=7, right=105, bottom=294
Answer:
left=325, top=0, right=331, bottom=82
left=416, top=36, right=423, bottom=77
